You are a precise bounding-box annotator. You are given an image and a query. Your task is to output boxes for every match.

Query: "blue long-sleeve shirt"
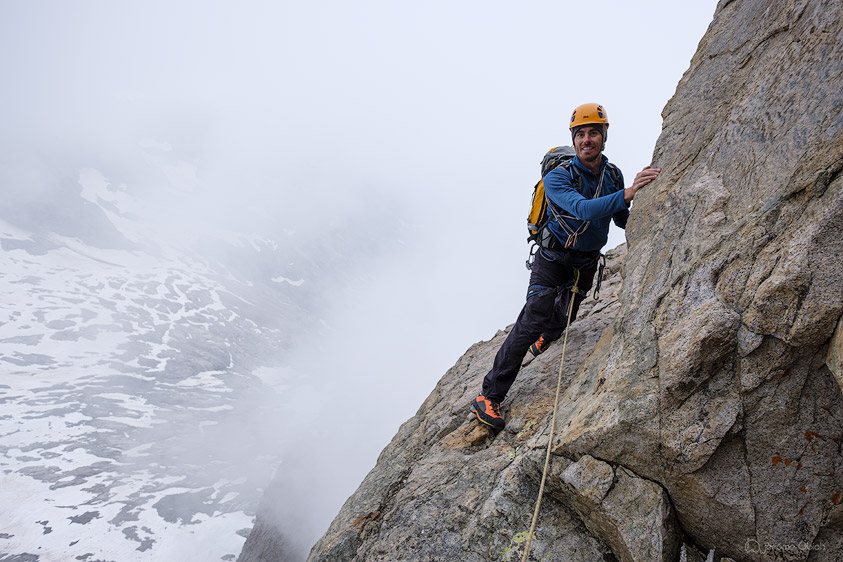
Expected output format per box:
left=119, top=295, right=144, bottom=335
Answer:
left=543, top=154, right=629, bottom=252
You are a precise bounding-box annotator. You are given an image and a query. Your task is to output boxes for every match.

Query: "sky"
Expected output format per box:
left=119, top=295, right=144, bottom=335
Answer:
left=0, top=0, right=718, bottom=555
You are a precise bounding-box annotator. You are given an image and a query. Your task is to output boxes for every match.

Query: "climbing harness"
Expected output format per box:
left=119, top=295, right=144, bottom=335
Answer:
left=520, top=269, right=582, bottom=562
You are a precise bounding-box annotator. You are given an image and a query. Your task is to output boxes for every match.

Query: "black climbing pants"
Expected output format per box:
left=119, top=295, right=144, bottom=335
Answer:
left=481, top=247, right=598, bottom=403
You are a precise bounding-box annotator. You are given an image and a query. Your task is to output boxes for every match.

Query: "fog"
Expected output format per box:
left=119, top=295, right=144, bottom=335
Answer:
left=1, top=1, right=717, bottom=558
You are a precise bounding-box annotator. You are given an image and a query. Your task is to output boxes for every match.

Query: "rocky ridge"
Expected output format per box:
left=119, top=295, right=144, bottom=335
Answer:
left=239, top=0, right=843, bottom=560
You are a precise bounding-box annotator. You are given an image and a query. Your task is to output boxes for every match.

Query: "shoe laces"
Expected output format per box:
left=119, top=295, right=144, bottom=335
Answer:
left=477, top=396, right=502, bottom=418
left=487, top=399, right=502, bottom=417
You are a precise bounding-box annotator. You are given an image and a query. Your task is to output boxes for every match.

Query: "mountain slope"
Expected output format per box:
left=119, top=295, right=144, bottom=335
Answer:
left=0, top=155, right=397, bottom=561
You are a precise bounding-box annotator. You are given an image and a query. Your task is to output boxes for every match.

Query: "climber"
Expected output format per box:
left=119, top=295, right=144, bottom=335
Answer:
left=471, top=103, right=661, bottom=432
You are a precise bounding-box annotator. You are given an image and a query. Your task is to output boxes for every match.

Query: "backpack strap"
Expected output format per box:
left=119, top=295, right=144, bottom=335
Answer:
left=605, top=162, right=624, bottom=190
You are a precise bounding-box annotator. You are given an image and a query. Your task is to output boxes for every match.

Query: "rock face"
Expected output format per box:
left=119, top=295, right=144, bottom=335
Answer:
left=239, top=0, right=843, bottom=560
left=243, top=248, right=683, bottom=561
left=553, top=0, right=843, bottom=558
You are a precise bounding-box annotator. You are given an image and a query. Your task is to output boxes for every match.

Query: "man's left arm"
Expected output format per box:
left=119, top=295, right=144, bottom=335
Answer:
left=545, top=168, right=628, bottom=221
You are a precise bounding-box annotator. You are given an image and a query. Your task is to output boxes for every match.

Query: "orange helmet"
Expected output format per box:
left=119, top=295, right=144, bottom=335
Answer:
left=569, top=103, right=609, bottom=130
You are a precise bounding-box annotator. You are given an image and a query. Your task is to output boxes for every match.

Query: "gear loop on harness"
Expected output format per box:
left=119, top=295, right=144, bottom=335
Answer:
left=592, top=254, right=607, bottom=300
left=525, top=243, right=540, bottom=270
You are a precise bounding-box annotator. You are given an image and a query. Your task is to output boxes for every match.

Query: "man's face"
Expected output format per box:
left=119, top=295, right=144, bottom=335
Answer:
left=573, top=125, right=604, bottom=163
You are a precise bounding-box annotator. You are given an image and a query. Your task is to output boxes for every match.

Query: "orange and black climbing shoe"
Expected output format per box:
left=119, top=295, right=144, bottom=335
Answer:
left=529, top=335, right=550, bottom=357
left=471, top=395, right=505, bottom=432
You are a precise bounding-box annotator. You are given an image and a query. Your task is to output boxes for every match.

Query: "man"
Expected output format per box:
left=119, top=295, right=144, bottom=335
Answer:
left=472, top=103, right=661, bottom=432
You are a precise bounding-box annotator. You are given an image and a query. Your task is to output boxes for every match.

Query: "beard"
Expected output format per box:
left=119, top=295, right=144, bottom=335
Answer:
left=578, top=143, right=603, bottom=163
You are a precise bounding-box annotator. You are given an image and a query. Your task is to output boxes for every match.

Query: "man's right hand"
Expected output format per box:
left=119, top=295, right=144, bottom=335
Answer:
left=624, top=166, right=661, bottom=203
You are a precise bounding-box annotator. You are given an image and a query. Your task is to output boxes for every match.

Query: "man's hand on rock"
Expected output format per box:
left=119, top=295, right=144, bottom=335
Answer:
left=624, top=166, right=662, bottom=203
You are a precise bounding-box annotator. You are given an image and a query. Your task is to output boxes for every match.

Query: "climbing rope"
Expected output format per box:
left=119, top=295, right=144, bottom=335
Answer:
left=520, top=268, right=581, bottom=562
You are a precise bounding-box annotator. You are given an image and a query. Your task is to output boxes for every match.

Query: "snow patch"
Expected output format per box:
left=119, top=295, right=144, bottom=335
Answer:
left=0, top=219, right=33, bottom=241
left=272, top=275, right=304, bottom=286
